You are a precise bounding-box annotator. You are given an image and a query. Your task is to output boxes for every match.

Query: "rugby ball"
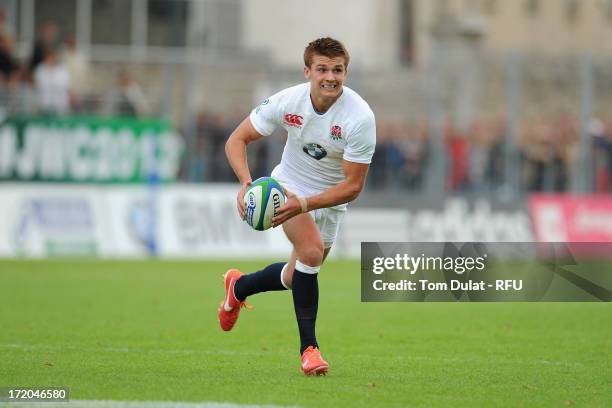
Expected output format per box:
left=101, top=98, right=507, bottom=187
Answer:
left=243, top=177, right=286, bottom=231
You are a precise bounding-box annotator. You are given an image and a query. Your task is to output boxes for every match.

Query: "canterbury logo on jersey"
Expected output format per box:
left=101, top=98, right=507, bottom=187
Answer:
left=283, top=113, right=303, bottom=128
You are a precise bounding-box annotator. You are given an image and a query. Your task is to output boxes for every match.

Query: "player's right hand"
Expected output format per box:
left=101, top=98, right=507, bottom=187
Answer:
left=271, top=188, right=302, bottom=228
left=237, top=181, right=252, bottom=220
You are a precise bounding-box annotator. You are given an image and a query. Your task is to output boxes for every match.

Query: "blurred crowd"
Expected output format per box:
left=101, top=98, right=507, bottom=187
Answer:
left=185, top=112, right=612, bottom=194
left=1, top=15, right=610, bottom=194
left=0, top=17, right=150, bottom=118
left=180, top=111, right=269, bottom=183
left=373, top=114, right=612, bottom=194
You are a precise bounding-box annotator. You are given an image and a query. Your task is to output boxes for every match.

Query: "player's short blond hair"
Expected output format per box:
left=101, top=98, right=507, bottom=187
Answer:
left=303, top=37, right=350, bottom=69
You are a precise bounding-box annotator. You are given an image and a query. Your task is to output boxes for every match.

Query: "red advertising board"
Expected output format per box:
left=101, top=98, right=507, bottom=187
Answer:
left=529, top=194, right=612, bottom=242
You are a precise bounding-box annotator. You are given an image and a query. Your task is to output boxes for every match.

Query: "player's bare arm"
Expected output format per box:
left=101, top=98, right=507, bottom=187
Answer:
left=225, top=117, right=264, bottom=219
left=272, top=160, right=369, bottom=227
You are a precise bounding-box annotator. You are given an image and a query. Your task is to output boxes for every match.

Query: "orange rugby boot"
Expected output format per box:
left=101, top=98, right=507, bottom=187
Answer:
left=301, top=346, right=329, bottom=376
left=218, top=269, right=252, bottom=331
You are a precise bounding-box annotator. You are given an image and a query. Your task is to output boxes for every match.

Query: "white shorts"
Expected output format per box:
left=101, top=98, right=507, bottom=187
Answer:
left=271, top=169, right=346, bottom=248
left=309, top=207, right=346, bottom=249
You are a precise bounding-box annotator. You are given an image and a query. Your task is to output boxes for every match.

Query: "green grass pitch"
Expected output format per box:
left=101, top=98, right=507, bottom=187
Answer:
left=0, top=259, right=610, bottom=407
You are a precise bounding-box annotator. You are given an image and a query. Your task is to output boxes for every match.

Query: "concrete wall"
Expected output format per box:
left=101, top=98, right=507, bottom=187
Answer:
left=241, top=0, right=401, bottom=70
left=241, top=0, right=612, bottom=74
left=430, top=0, right=612, bottom=56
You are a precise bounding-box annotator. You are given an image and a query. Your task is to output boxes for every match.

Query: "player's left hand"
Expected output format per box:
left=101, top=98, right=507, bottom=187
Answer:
left=236, top=181, right=252, bottom=220
left=272, top=189, right=302, bottom=227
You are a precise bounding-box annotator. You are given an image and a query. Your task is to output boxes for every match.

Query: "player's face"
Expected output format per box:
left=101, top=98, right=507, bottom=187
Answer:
left=304, top=55, right=347, bottom=101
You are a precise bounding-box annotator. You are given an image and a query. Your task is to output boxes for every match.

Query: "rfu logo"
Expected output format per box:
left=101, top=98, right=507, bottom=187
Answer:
left=284, top=113, right=303, bottom=128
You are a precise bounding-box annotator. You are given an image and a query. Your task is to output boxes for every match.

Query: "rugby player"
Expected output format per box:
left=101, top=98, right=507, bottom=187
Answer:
left=220, top=37, right=376, bottom=376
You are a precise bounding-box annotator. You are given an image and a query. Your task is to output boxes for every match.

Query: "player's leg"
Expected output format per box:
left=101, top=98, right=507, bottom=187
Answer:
left=282, top=213, right=329, bottom=375
left=218, top=260, right=288, bottom=332
left=231, top=239, right=332, bottom=297
left=218, top=216, right=333, bottom=332
left=290, top=207, right=343, bottom=373
left=282, top=208, right=341, bottom=351
left=281, top=247, right=332, bottom=289
left=233, top=262, right=288, bottom=301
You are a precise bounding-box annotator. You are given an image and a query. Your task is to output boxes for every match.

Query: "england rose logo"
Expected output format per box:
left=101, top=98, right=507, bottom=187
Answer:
left=330, top=125, right=342, bottom=141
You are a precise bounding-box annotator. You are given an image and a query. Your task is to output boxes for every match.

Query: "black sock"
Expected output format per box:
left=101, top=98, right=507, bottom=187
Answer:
left=234, top=262, right=287, bottom=301
left=292, top=269, right=319, bottom=354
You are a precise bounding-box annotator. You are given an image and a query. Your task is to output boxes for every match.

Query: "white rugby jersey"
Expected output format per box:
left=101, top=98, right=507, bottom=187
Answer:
left=249, top=82, right=376, bottom=210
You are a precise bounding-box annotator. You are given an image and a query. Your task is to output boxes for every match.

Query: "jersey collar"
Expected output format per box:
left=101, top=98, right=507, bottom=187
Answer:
left=309, top=89, right=344, bottom=116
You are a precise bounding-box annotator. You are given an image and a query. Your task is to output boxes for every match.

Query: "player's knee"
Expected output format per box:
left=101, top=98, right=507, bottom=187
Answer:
left=298, top=245, right=324, bottom=267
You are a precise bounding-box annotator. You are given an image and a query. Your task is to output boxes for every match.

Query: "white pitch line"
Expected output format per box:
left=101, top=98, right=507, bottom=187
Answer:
left=0, top=343, right=277, bottom=357
left=0, top=342, right=585, bottom=368
left=0, top=400, right=299, bottom=408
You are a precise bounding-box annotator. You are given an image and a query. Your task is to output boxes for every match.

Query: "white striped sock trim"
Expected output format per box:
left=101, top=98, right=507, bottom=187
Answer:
left=280, top=263, right=289, bottom=289
left=294, top=260, right=320, bottom=274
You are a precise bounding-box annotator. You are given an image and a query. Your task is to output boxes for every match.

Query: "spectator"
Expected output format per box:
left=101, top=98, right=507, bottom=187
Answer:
left=591, top=118, right=612, bottom=193
left=33, top=47, right=70, bottom=115
left=0, top=31, right=18, bottom=117
left=521, top=119, right=554, bottom=191
left=0, top=8, right=13, bottom=36
left=401, top=121, right=429, bottom=190
left=102, top=70, right=150, bottom=117
left=484, top=115, right=506, bottom=188
left=604, top=119, right=612, bottom=192
left=467, top=119, right=491, bottom=191
left=368, top=122, right=395, bottom=189
left=386, top=126, right=407, bottom=187
left=445, top=121, right=469, bottom=191
left=27, top=20, right=59, bottom=83
left=199, top=112, right=233, bottom=181
left=184, top=113, right=212, bottom=182
left=62, top=33, right=91, bottom=111
left=519, top=115, right=578, bottom=193
left=550, top=114, right=578, bottom=192
left=465, top=116, right=507, bottom=192
left=0, top=31, right=18, bottom=85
